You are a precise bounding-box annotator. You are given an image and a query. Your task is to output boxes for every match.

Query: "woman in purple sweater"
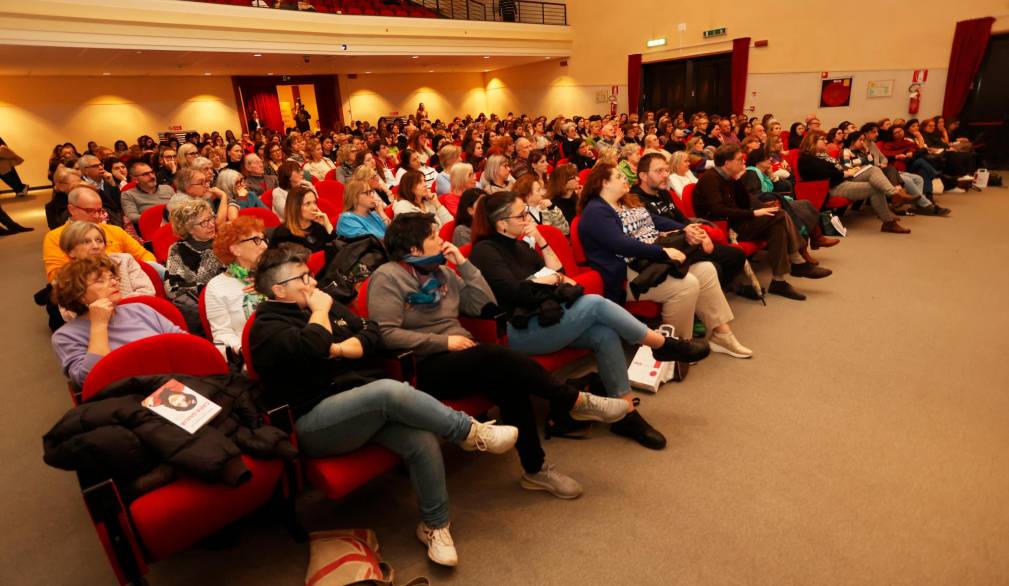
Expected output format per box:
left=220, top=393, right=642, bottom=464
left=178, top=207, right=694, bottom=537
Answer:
left=51, top=256, right=183, bottom=388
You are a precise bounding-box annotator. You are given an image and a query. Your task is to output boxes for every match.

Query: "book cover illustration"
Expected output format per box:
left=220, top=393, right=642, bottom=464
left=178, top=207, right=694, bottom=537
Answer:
left=142, top=378, right=222, bottom=434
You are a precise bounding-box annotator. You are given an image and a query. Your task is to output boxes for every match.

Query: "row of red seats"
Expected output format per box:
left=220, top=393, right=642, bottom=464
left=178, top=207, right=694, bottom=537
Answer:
left=197, top=0, right=439, bottom=18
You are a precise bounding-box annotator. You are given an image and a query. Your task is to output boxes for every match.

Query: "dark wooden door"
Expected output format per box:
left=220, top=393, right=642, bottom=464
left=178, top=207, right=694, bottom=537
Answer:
left=642, top=52, right=731, bottom=115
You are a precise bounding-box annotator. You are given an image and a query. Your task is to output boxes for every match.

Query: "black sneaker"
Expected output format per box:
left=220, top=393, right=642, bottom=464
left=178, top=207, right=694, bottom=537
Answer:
left=767, top=279, right=806, bottom=301
left=610, top=410, right=666, bottom=450
left=652, top=336, right=710, bottom=363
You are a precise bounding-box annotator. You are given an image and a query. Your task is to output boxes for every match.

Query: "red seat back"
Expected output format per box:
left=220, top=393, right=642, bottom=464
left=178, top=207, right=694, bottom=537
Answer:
left=152, top=224, right=180, bottom=264
left=82, top=334, right=226, bottom=401
left=354, top=277, right=371, bottom=318
left=458, top=242, right=472, bottom=258
left=578, top=168, right=592, bottom=186
left=197, top=287, right=213, bottom=341
left=779, top=131, right=790, bottom=145
left=794, top=180, right=829, bottom=210
left=260, top=188, right=274, bottom=209
left=121, top=180, right=138, bottom=192
left=139, top=204, right=167, bottom=242
left=324, top=168, right=337, bottom=182
left=537, top=224, right=581, bottom=275
left=679, top=183, right=697, bottom=218
left=384, top=205, right=395, bottom=219
left=438, top=220, right=456, bottom=243
left=119, top=296, right=189, bottom=332
left=238, top=207, right=281, bottom=228
left=316, top=180, right=345, bottom=210
left=570, top=216, right=588, bottom=266
left=787, top=150, right=801, bottom=181
left=307, top=250, right=326, bottom=275
left=138, top=261, right=167, bottom=299
left=316, top=196, right=341, bottom=224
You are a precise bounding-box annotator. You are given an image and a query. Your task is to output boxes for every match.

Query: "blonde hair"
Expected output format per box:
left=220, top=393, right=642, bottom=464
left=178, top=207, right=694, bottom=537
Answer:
left=343, top=180, right=371, bottom=212
left=351, top=165, right=376, bottom=184
left=170, top=198, right=213, bottom=238
left=619, top=143, right=640, bottom=160
left=596, top=146, right=619, bottom=166
left=59, top=221, right=105, bottom=254
left=336, top=143, right=356, bottom=166
left=449, top=162, right=473, bottom=194
left=438, top=144, right=461, bottom=168
left=177, top=143, right=199, bottom=169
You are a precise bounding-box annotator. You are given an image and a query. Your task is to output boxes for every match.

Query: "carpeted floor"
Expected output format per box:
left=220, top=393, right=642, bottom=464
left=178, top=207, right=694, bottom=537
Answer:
left=2, top=184, right=1008, bottom=585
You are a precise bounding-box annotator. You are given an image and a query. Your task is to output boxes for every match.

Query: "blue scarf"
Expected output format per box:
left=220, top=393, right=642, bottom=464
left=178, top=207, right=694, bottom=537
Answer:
left=403, top=253, right=446, bottom=306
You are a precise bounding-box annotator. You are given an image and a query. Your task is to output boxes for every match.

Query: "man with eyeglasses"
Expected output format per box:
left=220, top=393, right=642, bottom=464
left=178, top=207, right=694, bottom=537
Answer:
left=76, top=155, right=124, bottom=227
left=43, top=185, right=155, bottom=281
left=121, top=161, right=176, bottom=225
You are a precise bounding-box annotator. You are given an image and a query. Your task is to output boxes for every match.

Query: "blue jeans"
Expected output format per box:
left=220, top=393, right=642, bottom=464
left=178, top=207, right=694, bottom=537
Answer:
left=295, top=379, right=472, bottom=528
left=506, top=294, right=648, bottom=398
left=908, top=158, right=938, bottom=196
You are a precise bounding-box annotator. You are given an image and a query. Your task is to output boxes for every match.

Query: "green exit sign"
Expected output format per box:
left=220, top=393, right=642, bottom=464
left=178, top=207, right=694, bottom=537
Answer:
left=703, top=27, right=726, bottom=38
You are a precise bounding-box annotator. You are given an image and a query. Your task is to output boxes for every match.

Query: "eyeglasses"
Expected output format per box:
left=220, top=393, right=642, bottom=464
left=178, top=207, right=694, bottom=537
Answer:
left=84, top=163, right=103, bottom=170
left=240, top=235, right=269, bottom=246
left=276, top=271, right=312, bottom=286
left=87, top=273, right=120, bottom=287
left=163, top=155, right=177, bottom=160
left=196, top=217, right=216, bottom=228
left=185, top=151, right=198, bottom=157
left=72, top=204, right=107, bottom=217
left=133, top=170, right=155, bottom=177
left=500, top=207, right=531, bottom=221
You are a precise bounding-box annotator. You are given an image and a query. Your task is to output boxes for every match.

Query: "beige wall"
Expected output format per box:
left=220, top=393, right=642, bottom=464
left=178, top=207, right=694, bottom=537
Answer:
left=0, top=76, right=241, bottom=186
left=489, top=0, right=1008, bottom=123
left=339, top=72, right=490, bottom=123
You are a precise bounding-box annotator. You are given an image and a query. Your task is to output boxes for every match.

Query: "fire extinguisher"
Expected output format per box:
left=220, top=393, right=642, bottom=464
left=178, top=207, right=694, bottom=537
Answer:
left=908, top=83, right=922, bottom=115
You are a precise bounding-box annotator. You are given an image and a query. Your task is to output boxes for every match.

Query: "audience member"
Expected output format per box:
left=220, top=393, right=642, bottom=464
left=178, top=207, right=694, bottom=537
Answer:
left=204, top=216, right=267, bottom=355
left=336, top=180, right=390, bottom=239
left=165, top=198, right=224, bottom=333
left=120, top=161, right=175, bottom=225
left=271, top=184, right=335, bottom=252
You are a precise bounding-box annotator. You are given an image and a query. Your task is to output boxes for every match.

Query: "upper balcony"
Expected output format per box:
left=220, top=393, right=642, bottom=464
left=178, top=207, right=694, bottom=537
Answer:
left=0, top=0, right=573, bottom=68
left=187, top=0, right=567, bottom=25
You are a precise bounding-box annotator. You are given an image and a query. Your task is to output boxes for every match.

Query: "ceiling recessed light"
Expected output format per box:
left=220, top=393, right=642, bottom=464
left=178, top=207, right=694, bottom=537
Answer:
left=204, top=72, right=212, bottom=76
left=267, top=72, right=274, bottom=76
left=428, top=70, right=434, bottom=73
left=411, top=56, right=419, bottom=59
left=135, top=51, right=143, bottom=54
left=101, top=72, right=111, bottom=76
left=483, top=69, right=489, bottom=72
left=253, top=53, right=262, bottom=57
left=364, top=71, right=372, bottom=74
left=483, top=56, right=490, bottom=59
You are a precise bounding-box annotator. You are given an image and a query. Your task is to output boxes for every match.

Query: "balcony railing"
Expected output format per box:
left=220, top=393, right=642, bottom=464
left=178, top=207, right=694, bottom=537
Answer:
left=183, top=0, right=567, bottom=25
left=410, top=0, right=567, bottom=25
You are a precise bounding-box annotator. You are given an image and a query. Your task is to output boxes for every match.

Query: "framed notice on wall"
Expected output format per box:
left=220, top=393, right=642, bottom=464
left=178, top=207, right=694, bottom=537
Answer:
left=866, top=79, right=895, bottom=99
left=819, top=77, right=852, bottom=108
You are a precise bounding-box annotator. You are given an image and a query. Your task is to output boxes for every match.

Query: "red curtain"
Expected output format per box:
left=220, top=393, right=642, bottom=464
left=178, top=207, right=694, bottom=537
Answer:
left=942, top=17, right=995, bottom=119
left=237, top=78, right=285, bottom=132
left=730, top=37, right=751, bottom=115
left=627, top=53, right=642, bottom=115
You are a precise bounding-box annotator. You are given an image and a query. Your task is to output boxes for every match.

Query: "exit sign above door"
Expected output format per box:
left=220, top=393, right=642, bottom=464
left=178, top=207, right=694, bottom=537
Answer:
left=703, top=27, right=726, bottom=38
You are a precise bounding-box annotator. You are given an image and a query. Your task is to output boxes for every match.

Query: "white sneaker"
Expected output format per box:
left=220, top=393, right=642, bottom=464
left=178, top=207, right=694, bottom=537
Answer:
left=416, top=522, right=458, bottom=567
left=570, top=392, right=628, bottom=423
left=458, top=419, right=518, bottom=454
left=946, top=187, right=966, bottom=193
left=520, top=464, right=583, bottom=499
left=958, top=175, right=974, bottom=182
left=709, top=331, right=753, bottom=359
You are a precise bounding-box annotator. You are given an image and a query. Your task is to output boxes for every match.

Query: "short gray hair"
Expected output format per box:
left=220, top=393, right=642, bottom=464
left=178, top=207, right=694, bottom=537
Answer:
left=175, top=167, right=206, bottom=192
left=253, top=243, right=310, bottom=297
left=75, top=154, right=100, bottom=170
left=215, top=168, right=243, bottom=198
left=67, top=184, right=101, bottom=206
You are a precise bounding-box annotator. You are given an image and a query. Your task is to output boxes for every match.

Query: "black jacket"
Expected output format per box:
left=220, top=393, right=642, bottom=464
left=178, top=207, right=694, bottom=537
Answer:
left=797, top=154, right=845, bottom=188
left=632, top=185, right=689, bottom=224
left=249, top=300, right=383, bottom=418
left=43, top=373, right=295, bottom=501
left=693, top=168, right=760, bottom=227
left=271, top=222, right=336, bottom=253
left=468, top=233, right=546, bottom=319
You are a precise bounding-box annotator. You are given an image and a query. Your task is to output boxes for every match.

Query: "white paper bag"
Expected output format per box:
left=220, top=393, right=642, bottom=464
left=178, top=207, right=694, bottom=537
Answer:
left=974, top=169, right=989, bottom=189
left=628, top=325, right=675, bottom=392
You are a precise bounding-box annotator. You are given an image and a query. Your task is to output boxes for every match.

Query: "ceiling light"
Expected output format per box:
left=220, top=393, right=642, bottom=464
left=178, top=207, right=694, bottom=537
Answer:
left=428, top=70, right=434, bottom=73
left=483, top=56, right=490, bottom=59
left=364, top=71, right=372, bottom=74
left=483, top=69, right=489, bottom=72
left=253, top=53, right=262, bottom=57
left=411, top=56, right=419, bottom=59
left=204, top=72, right=212, bottom=76
left=267, top=72, right=274, bottom=76
left=135, top=50, right=143, bottom=54
left=646, top=37, right=667, bottom=48
left=101, top=72, right=111, bottom=76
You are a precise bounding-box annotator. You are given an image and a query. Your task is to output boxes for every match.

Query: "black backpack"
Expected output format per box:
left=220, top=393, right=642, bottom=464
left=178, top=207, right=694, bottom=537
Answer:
left=315, top=235, right=388, bottom=304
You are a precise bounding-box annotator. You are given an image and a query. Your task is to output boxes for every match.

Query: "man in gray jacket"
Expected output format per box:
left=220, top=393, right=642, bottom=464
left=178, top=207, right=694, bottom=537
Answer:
left=121, top=161, right=175, bottom=225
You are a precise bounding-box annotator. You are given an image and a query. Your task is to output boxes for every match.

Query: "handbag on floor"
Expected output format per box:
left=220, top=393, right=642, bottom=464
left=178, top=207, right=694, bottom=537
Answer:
left=819, top=212, right=847, bottom=237
left=628, top=325, right=680, bottom=392
left=305, top=529, right=430, bottom=586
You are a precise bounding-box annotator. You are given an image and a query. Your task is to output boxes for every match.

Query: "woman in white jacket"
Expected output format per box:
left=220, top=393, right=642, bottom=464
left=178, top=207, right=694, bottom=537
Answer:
left=204, top=216, right=268, bottom=356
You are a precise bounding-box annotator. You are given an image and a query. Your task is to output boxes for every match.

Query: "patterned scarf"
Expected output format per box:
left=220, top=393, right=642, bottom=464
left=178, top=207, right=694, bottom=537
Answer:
left=402, top=261, right=444, bottom=306
left=227, top=262, right=265, bottom=317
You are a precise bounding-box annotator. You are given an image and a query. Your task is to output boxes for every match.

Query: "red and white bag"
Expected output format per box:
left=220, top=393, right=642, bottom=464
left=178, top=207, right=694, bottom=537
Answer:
left=305, top=529, right=429, bottom=586
left=628, top=325, right=677, bottom=392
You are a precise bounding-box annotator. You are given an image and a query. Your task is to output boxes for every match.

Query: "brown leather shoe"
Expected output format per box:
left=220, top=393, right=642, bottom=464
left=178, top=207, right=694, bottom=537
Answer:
left=881, top=220, right=911, bottom=234
left=890, top=189, right=916, bottom=207
left=799, top=247, right=819, bottom=265
left=815, top=235, right=840, bottom=247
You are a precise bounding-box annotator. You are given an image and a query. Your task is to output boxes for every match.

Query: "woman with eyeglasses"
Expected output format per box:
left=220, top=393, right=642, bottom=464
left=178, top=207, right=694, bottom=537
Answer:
left=215, top=168, right=269, bottom=220
left=264, top=143, right=287, bottom=177
left=177, top=143, right=199, bottom=171
left=336, top=180, right=390, bottom=240
left=156, top=148, right=178, bottom=186
left=50, top=256, right=184, bottom=387
left=270, top=184, right=335, bottom=253
left=467, top=191, right=707, bottom=449
left=165, top=198, right=225, bottom=334
left=204, top=216, right=268, bottom=356
left=477, top=154, right=514, bottom=194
